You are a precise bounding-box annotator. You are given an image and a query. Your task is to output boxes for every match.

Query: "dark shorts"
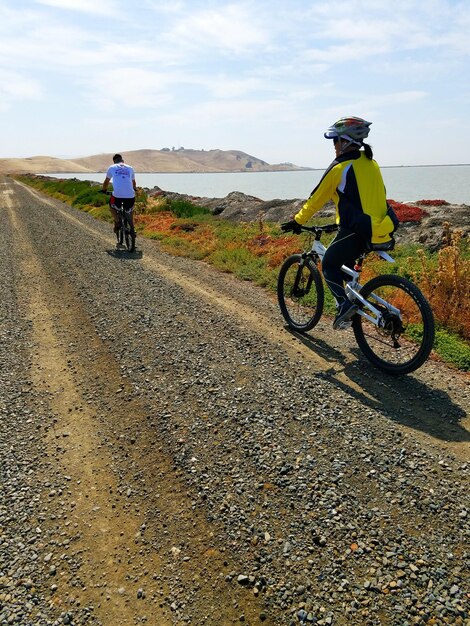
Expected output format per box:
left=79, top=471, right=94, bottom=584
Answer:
left=110, top=196, right=135, bottom=211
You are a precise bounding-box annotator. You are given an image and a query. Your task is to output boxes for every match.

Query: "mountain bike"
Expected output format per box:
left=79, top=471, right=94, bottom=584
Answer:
left=277, top=224, right=435, bottom=375
left=101, top=191, right=136, bottom=252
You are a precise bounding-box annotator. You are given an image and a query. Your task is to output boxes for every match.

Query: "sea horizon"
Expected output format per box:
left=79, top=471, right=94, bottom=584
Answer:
left=47, top=164, right=470, bottom=205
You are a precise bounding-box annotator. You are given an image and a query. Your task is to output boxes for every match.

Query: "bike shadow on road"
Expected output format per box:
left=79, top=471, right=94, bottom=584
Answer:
left=286, top=327, right=470, bottom=444
left=106, top=249, right=144, bottom=260
left=286, top=326, right=348, bottom=371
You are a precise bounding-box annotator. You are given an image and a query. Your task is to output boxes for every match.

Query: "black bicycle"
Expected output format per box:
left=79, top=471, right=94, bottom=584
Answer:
left=278, top=224, right=435, bottom=375
left=101, top=190, right=136, bottom=252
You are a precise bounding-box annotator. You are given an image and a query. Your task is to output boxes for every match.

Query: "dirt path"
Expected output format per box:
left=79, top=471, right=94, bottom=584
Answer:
left=1, top=176, right=469, bottom=626
left=3, top=181, right=266, bottom=624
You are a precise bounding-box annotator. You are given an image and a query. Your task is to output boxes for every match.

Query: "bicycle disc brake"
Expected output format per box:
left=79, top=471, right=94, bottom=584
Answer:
left=379, top=310, right=405, bottom=348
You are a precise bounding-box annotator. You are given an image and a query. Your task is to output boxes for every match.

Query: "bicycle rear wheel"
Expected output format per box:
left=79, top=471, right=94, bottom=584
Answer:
left=116, top=217, right=124, bottom=246
left=123, top=216, right=136, bottom=252
left=277, top=254, right=324, bottom=332
left=352, top=274, right=435, bottom=375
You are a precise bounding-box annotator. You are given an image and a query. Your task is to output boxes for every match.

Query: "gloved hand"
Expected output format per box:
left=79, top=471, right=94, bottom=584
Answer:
left=281, top=219, right=302, bottom=234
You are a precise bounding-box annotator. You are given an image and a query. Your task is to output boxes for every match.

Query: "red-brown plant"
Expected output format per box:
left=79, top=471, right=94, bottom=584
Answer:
left=416, top=199, right=450, bottom=206
left=387, top=199, right=429, bottom=223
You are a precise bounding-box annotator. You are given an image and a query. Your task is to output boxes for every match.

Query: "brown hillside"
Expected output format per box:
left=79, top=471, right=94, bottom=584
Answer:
left=0, top=149, right=310, bottom=175
left=0, top=156, right=92, bottom=175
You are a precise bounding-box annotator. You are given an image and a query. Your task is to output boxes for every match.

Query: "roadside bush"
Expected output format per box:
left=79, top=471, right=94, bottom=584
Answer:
left=72, top=188, right=107, bottom=209
left=168, top=199, right=211, bottom=218
left=415, top=229, right=470, bottom=340
left=211, top=246, right=268, bottom=283
left=433, top=329, right=470, bottom=371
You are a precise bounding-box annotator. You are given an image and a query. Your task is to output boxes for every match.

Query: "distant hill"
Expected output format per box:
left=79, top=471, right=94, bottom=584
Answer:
left=0, top=148, right=311, bottom=175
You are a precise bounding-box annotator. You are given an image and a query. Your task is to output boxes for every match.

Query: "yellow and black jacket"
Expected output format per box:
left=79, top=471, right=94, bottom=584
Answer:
left=295, top=150, right=398, bottom=245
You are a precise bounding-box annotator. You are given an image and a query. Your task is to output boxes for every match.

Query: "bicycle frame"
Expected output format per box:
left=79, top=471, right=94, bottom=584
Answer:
left=113, top=203, right=135, bottom=251
left=116, top=205, right=133, bottom=231
left=303, top=236, right=401, bottom=330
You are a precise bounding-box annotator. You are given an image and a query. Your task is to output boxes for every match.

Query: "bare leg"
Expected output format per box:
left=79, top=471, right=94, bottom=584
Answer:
left=109, top=205, right=119, bottom=232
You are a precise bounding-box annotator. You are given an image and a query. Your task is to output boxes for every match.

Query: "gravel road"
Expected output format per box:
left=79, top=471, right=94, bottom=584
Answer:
left=0, top=175, right=469, bottom=626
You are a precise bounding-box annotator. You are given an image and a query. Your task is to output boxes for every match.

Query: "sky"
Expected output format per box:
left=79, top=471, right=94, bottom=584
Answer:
left=1, top=0, right=469, bottom=168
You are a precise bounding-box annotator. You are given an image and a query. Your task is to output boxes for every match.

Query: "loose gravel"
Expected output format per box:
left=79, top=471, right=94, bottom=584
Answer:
left=0, top=177, right=469, bottom=626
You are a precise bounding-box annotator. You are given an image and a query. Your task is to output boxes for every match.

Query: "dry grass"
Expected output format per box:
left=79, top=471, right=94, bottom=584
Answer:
left=415, top=226, right=469, bottom=340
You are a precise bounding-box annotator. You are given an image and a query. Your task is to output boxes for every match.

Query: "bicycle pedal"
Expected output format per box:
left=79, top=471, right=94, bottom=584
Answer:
left=335, top=320, right=352, bottom=330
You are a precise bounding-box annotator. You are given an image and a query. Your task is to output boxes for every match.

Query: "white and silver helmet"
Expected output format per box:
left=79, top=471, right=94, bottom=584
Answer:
left=324, top=116, right=372, bottom=144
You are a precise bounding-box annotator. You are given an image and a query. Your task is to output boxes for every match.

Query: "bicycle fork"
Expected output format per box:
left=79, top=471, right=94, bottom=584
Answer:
left=292, top=255, right=313, bottom=297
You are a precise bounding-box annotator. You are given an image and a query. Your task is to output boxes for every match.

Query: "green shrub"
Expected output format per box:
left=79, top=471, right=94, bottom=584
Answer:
left=433, top=328, right=470, bottom=371
left=169, top=199, right=211, bottom=218
left=88, top=206, right=113, bottom=221
left=72, top=188, right=107, bottom=209
left=210, top=247, right=267, bottom=282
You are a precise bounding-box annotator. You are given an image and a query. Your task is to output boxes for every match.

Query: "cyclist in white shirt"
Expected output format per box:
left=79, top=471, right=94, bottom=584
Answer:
left=102, top=154, right=137, bottom=236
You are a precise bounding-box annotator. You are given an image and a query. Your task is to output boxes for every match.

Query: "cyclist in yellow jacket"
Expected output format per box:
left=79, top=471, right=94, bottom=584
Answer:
left=281, top=117, right=398, bottom=329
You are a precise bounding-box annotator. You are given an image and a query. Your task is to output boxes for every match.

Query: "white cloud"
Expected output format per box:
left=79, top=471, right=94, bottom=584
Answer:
left=85, top=67, right=176, bottom=109
left=352, top=91, right=428, bottom=110
left=0, top=69, right=43, bottom=101
left=289, top=0, right=470, bottom=64
left=164, top=4, right=271, bottom=54
left=34, top=0, right=117, bottom=15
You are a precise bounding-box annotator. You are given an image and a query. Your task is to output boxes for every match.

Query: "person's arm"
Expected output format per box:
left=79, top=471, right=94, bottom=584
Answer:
left=102, top=176, right=111, bottom=192
left=295, top=167, right=339, bottom=225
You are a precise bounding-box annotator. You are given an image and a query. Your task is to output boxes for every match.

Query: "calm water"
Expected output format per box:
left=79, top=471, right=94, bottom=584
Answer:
left=50, top=165, right=470, bottom=204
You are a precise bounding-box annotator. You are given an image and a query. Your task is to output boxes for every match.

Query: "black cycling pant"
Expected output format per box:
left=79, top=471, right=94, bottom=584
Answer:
left=322, top=228, right=366, bottom=305
left=109, top=196, right=135, bottom=211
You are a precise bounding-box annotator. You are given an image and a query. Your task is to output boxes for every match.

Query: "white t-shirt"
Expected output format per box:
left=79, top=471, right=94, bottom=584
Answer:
left=106, top=163, right=135, bottom=198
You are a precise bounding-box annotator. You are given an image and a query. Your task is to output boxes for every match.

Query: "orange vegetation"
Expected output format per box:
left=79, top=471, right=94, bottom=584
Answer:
left=416, top=228, right=470, bottom=340
left=136, top=211, right=217, bottom=258
left=247, top=233, right=303, bottom=267
left=136, top=211, right=176, bottom=232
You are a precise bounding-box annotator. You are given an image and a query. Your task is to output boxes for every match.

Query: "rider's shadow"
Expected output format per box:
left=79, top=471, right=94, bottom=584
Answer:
left=285, top=326, right=347, bottom=368
left=288, top=327, right=469, bottom=443
left=341, top=350, right=469, bottom=443
left=106, top=249, right=143, bottom=260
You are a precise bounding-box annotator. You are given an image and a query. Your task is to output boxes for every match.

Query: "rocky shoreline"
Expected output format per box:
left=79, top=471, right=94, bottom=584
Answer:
left=148, top=187, right=469, bottom=251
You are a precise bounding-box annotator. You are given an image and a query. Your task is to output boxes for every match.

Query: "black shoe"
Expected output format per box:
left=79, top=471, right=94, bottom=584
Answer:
left=333, top=301, right=358, bottom=330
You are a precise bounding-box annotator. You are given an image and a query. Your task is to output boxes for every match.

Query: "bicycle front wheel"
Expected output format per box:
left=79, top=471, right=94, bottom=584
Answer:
left=277, top=254, right=324, bottom=332
left=352, top=274, right=435, bottom=375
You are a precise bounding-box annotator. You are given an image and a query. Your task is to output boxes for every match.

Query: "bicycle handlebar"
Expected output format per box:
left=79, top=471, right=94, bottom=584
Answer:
left=299, top=223, right=339, bottom=234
